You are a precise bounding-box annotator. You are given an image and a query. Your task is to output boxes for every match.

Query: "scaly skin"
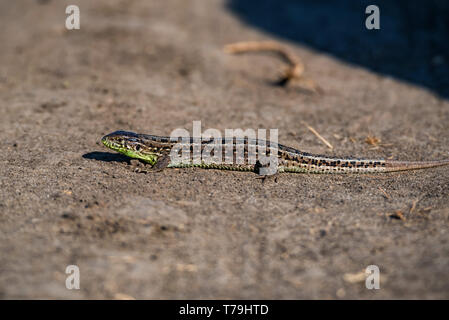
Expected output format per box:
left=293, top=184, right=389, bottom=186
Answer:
left=101, top=131, right=449, bottom=174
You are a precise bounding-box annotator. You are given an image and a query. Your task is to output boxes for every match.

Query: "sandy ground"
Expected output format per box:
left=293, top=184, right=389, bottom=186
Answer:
left=0, top=0, right=448, bottom=299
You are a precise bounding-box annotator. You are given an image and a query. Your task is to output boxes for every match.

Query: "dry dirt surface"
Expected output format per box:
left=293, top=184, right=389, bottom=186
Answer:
left=0, top=0, right=448, bottom=299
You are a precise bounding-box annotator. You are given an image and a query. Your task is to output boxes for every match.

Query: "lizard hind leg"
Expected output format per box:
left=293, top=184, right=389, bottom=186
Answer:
left=254, top=160, right=279, bottom=176
left=254, top=160, right=280, bottom=183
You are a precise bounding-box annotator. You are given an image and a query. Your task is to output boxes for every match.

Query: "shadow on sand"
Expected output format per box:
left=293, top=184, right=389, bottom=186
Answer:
left=82, top=152, right=130, bottom=164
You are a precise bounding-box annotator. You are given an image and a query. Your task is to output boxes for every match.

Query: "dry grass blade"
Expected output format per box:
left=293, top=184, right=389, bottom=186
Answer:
left=410, top=198, right=420, bottom=214
left=378, top=186, right=391, bottom=200
left=302, top=122, right=333, bottom=150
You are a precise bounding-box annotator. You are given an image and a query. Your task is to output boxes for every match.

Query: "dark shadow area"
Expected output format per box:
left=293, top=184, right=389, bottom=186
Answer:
left=227, top=0, right=449, bottom=98
left=83, top=151, right=130, bottom=163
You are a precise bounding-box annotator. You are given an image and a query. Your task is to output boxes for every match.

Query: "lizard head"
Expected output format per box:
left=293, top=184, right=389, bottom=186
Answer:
left=101, top=130, right=158, bottom=165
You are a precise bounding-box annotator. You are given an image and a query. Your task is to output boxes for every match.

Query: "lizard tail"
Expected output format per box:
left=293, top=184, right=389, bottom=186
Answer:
left=385, top=159, right=449, bottom=172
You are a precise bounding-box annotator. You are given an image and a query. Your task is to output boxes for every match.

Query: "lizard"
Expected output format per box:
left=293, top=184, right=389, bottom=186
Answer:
left=101, top=130, right=449, bottom=174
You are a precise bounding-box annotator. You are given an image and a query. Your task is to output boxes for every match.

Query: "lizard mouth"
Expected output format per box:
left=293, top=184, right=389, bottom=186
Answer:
left=101, top=136, right=122, bottom=151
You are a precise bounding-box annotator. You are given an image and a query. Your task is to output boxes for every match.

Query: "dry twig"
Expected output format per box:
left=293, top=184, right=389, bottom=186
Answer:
left=365, top=135, right=381, bottom=147
left=364, top=135, right=393, bottom=150
left=224, top=41, right=319, bottom=91
left=389, top=210, right=406, bottom=221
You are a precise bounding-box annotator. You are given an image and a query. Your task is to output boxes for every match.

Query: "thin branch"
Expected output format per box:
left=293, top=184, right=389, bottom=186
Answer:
left=224, top=41, right=318, bottom=91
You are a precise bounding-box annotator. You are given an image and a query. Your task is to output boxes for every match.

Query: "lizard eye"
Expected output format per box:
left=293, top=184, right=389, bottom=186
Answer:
left=135, top=145, right=141, bottom=151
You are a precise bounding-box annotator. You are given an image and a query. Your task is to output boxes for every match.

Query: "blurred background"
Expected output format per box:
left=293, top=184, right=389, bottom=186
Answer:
left=228, top=0, right=449, bottom=98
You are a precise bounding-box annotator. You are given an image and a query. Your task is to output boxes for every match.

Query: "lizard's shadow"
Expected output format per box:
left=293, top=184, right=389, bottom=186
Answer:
left=83, top=151, right=131, bottom=164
